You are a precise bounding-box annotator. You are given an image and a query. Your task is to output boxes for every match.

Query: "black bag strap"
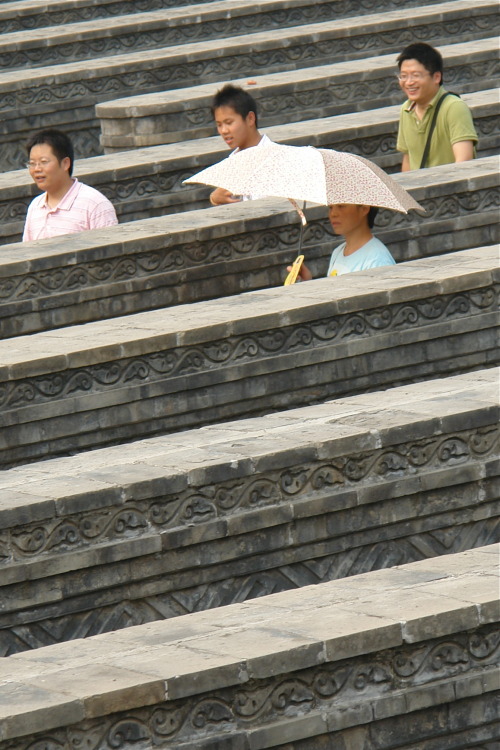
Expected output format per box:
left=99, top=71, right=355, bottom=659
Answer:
left=419, top=91, right=451, bottom=169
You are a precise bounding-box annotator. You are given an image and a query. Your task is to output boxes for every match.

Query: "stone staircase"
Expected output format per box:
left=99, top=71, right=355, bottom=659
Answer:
left=0, top=0, right=498, bottom=747
left=0, top=6, right=498, bottom=170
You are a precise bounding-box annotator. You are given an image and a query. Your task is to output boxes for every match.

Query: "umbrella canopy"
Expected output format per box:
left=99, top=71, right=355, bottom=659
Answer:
left=184, top=142, right=423, bottom=214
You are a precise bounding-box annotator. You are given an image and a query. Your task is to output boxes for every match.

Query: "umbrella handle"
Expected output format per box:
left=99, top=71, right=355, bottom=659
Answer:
left=298, top=201, right=306, bottom=253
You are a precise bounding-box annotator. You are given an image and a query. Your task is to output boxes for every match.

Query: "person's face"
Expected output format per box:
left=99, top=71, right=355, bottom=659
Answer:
left=328, top=204, right=369, bottom=236
left=214, top=106, right=256, bottom=150
left=27, top=143, right=70, bottom=193
left=398, top=58, right=441, bottom=106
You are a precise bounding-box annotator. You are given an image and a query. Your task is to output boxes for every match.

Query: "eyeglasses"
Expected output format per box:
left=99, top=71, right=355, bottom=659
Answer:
left=26, top=159, right=55, bottom=169
left=397, top=73, right=429, bottom=83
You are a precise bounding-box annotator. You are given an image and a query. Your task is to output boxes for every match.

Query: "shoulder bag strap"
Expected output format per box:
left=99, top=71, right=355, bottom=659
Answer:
left=419, top=92, right=451, bottom=169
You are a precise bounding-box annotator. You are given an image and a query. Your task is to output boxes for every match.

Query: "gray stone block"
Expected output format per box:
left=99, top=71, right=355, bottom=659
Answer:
left=1, top=155, right=497, bottom=334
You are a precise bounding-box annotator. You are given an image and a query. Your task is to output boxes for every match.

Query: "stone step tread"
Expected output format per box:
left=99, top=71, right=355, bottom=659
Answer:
left=1, top=0, right=492, bottom=48
left=0, top=155, right=497, bottom=272
left=0, top=91, right=494, bottom=193
left=0, top=245, right=497, bottom=374
left=0, top=367, right=497, bottom=518
left=94, top=38, right=498, bottom=114
left=0, top=545, right=497, bottom=741
left=0, top=9, right=497, bottom=85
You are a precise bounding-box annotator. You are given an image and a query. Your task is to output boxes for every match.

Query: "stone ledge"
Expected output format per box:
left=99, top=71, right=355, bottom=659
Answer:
left=0, top=546, right=497, bottom=745
left=2, top=91, right=498, bottom=247
left=0, top=0, right=446, bottom=69
left=0, top=0, right=216, bottom=34
left=0, top=246, right=498, bottom=466
left=0, top=155, right=498, bottom=335
left=0, top=34, right=497, bottom=172
left=0, top=369, right=497, bottom=654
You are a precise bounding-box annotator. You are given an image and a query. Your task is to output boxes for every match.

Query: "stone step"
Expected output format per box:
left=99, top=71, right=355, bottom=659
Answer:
left=0, top=0, right=216, bottom=34
left=1, top=157, right=498, bottom=338
left=0, top=11, right=498, bottom=169
left=0, top=0, right=444, bottom=69
left=0, top=369, right=498, bottom=655
left=1, top=88, right=497, bottom=246
left=0, top=245, right=498, bottom=468
left=0, top=545, right=497, bottom=747
left=98, top=59, right=499, bottom=154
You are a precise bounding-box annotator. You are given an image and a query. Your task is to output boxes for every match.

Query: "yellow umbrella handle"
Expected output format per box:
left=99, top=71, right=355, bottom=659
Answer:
left=284, top=255, right=305, bottom=286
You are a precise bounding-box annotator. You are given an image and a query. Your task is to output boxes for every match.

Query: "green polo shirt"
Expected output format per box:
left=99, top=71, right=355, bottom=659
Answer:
left=397, top=87, right=478, bottom=170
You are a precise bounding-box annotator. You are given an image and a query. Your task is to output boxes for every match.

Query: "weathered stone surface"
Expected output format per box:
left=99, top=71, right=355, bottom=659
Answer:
left=0, top=29, right=497, bottom=171
left=0, top=245, right=498, bottom=467
left=0, top=0, right=452, bottom=69
left=2, top=89, right=498, bottom=247
left=0, top=547, right=497, bottom=747
left=0, top=369, right=497, bottom=653
left=0, top=0, right=216, bottom=34
left=0, top=156, right=498, bottom=335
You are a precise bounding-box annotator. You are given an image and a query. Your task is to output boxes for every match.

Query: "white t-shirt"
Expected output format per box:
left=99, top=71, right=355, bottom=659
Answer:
left=231, top=133, right=273, bottom=201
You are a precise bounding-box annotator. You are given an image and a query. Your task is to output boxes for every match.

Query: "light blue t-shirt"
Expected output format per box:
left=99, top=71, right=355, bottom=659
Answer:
left=326, top=236, right=395, bottom=276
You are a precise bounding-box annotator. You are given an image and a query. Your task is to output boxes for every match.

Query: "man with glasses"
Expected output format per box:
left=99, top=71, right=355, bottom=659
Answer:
left=23, top=129, right=117, bottom=241
left=396, top=43, right=477, bottom=171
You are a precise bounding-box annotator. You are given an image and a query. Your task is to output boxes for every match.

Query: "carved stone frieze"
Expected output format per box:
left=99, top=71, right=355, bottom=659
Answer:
left=0, top=1, right=202, bottom=34
left=2, top=624, right=497, bottom=747
left=1, top=516, right=497, bottom=654
left=3, top=15, right=498, bottom=70
left=1, top=286, right=497, bottom=410
left=1, top=185, right=497, bottom=300
left=1, top=424, right=497, bottom=565
left=2, top=44, right=499, bottom=117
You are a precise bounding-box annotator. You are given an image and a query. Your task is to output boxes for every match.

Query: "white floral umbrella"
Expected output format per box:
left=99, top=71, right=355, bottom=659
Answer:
left=184, top=142, right=424, bottom=214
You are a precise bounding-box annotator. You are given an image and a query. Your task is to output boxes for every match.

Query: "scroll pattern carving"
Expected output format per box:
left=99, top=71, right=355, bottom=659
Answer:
left=1, top=424, right=497, bottom=564
left=3, top=15, right=497, bottom=70
left=2, top=44, right=498, bottom=115
left=0, top=286, right=497, bottom=410
left=1, top=516, right=497, bottom=654
left=1, top=1, right=201, bottom=34
left=3, top=625, right=498, bottom=747
left=0, top=187, right=497, bottom=300
left=0, top=0, right=442, bottom=34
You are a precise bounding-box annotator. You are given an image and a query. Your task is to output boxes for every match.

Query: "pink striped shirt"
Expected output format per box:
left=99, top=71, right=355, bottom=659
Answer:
left=22, top=178, right=118, bottom=241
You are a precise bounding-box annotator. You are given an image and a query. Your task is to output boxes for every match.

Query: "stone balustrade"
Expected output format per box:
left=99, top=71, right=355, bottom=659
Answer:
left=0, top=18, right=498, bottom=170
left=1, top=89, right=498, bottom=245
left=0, top=0, right=444, bottom=69
left=0, top=157, right=498, bottom=338
left=0, top=369, right=498, bottom=655
left=0, top=545, right=497, bottom=748
left=0, top=245, right=498, bottom=468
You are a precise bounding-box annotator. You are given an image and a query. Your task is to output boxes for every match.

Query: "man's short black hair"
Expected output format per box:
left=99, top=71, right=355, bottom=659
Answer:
left=211, top=84, right=258, bottom=127
left=26, top=129, right=74, bottom=175
left=367, top=206, right=378, bottom=229
left=396, top=43, right=443, bottom=85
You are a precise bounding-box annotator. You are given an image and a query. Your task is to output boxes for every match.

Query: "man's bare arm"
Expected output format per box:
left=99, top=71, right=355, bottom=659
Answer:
left=452, top=140, right=475, bottom=163
left=401, top=153, right=410, bottom=172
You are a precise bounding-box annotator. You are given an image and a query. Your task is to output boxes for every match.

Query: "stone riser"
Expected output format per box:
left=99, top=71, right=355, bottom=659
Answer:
left=96, top=40, right=499, bottom=152
left=0, top=247, right=498, bottom=467
left=0, top=90, right=497, bottom=245
left=2, top=382, right=498, bottom=657
left=0, top=546, right=497, bottom=748
left=0, top=0, right=216, bottom=35
left=2, top=480, right=497, bottom=655
left=0, top=0, right=447, bottom=69
left=0, top=158, right=498, bottom=337
left=0, top=32, right=497, bottom=170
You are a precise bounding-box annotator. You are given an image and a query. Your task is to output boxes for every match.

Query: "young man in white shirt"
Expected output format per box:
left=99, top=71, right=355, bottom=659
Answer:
left=209, top=84, right=272, bottom=206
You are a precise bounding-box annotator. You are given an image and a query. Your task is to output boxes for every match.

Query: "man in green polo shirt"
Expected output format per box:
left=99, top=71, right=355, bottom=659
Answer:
left=396, top=42, right=477, bottom=171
